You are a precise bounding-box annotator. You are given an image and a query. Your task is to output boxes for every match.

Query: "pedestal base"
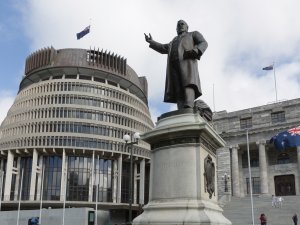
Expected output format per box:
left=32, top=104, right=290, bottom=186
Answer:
left=133, top=199, right=231, bottom=225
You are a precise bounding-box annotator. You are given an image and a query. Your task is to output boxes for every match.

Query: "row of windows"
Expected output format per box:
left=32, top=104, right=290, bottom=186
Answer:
left=240, top=111, right=286, bottom=129
left=2, top=121, right=136, bottom=140
left=0, top=137, right=149, bottom=157
left=215, top=111, right=287, bottom=132
left=1, top=155, right=149, bottom=203
left=18, top=80, right=148, bottom=112
left=6, top=156, right=115, bottom=202
left=243, top=152, right=293, bottom=168
left=11, top=94, right=152, bottom=126
left=2, top=108, right=151, bottom=137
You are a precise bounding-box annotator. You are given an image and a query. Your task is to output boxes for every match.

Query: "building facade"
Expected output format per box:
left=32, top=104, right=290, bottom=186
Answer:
left=0, top=47, right=154, bottom=222
left=214, top=98, right=300, bottom=198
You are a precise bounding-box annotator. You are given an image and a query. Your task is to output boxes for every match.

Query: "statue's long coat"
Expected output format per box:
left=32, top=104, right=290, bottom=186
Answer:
left=149, top=31, right=208, bottom=103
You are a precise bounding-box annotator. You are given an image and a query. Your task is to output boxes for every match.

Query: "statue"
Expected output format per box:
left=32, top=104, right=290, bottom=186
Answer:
left=204, top=154, right=215, bottom=199
left=145, top=20, right=208, bottom=109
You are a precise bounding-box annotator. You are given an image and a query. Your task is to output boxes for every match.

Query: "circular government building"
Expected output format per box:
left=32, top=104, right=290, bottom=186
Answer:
left=0, top=47, right=154, bottom=222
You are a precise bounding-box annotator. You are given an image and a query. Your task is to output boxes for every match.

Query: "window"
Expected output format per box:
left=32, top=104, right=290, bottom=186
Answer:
left=52, top=75, right=62, bottom=79
left=94, top=77, right=105, bottom=83
left=79, top=75, right=91, bottom=80
left=271, top=111, right=285, bottom=124
left=107, top=80, right=117, bottom=87
left=246, top=177, right=260, bottom=194
left=277, top=152, right=290, bottom=164
left=250, top=158, right=259, bottom=167
left=65, top=74, right=77, bottom=79
left=240, top=117, right=252, bottom=129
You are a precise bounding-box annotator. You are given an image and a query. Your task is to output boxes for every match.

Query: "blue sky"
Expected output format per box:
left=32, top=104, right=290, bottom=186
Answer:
left=1, top=0, right=300, bottom=123
left=0, top=1, right=29, bottom=89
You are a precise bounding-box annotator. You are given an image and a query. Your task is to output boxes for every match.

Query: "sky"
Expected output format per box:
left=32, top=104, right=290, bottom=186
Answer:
left=1, top=0, right=300, bottom=124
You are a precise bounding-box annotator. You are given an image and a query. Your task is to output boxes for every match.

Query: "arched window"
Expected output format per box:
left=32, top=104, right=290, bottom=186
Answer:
left=277, top=152, right=290, bottom=164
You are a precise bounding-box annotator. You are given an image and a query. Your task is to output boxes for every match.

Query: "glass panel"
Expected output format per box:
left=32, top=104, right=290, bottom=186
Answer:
left=271, top=111, right=286, bottom=124
left=20, top=157, right=32, bottom=200
left=42, top=156, right=62, bottom=200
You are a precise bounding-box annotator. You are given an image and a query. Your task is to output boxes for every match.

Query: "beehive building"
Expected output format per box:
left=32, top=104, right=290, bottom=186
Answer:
left=0, top=47, right=154, bottom=221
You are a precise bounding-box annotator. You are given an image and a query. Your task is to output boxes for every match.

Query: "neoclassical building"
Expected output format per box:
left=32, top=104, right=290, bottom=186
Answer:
left=214, top=98, right=300, bottom=198
left=0, top=47, right=154, bottom=222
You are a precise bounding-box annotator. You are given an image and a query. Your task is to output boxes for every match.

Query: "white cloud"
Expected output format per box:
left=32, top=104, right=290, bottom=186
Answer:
left=0, top=92, right=14, bottom=125
left=15, top=0, right=300, bottom=120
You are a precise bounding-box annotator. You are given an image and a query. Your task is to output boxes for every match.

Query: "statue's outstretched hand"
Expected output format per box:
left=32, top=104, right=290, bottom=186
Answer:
left=144, top=33, right=152, bottom=43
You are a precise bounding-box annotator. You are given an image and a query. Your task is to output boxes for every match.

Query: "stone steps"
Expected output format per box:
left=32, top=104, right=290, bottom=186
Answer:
left=222, top=195, right=300, bottom=225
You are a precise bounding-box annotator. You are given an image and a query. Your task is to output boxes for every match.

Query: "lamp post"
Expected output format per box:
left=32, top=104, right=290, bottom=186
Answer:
left=221, top=173, right=230, bottom=192
left=123, top=132, right=140, bottom=225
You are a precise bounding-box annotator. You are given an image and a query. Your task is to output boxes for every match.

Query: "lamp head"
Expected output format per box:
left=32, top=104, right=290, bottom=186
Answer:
left=133, top=132, right=140, bottom=141
left=123, top=134, right=131, bottom=143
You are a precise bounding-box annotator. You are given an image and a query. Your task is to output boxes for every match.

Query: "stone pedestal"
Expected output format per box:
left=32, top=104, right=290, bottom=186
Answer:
left=133, top=110, right=231, bottom=225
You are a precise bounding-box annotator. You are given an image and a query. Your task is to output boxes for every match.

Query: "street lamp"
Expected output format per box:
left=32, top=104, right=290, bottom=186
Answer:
left=221, top=172, right=230, bottom=192
left=123, top=132, right=140, bottom=224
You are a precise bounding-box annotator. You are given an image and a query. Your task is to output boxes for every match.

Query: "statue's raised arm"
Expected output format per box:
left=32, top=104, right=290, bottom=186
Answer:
left=144, top=33, right=153, bottom=43
left=144, top=20, right=208, bottom=110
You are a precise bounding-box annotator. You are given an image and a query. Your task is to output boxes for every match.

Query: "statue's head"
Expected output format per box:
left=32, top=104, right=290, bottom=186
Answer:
left=176, top=20, right=188, bottom=35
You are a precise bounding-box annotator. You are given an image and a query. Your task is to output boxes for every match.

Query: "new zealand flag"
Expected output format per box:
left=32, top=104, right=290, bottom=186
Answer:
left=270, top=126, right=300, bottom=150
left=76, top=25, right=90, bottom=40
left=263, top=65, right=273, bottom=70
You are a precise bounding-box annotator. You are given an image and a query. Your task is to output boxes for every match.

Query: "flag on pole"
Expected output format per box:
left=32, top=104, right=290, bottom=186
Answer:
left=270, top=126, right=300, bottom=150
left=262, top=65, right=273, bottom=70
left=76, top=25, right=90, bottom=40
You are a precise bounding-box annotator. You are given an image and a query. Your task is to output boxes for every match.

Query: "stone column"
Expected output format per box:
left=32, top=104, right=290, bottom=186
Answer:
left=117, top=154, right=122, bottom=203
left=4, top=150, right=14, bottom=201
left=134, top=163, right=137, bottom=204
left=112, top=159, right=118, bottom=203
left=36, top=155, right=43, bottom=201
left=238, top=151, right=245, bottom=197
left=29, top=149, right=38, bottom=200
left=14, top=157, right=21, bottom=201
left=231, top=145, right=240, bottom=197
left=89, top=151, right=95, bottom=202
left=257, top=140, right=269, bottom=195
left=139, top=159, right=145, bottom=205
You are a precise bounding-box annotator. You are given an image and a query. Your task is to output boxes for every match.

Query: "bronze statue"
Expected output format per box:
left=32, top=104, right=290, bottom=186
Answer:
left=204, top=154, right=215, bottom=199
left=145, top=20, right=208, bottom=109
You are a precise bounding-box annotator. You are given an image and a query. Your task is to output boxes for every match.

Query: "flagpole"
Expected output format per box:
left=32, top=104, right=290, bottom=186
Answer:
left=39, top=166, right=45, bottom=225
left=213, top=83, right=216, bottom=112
left=246, top=130, right=255, bottom=225
left=91, top=151, right=95, bottom=202
left=95, top=155, right=99, bottom=225
left=0, top=170, right=4, bottom=211
left=273, top=62, right=278, bottom=102
left=95, top=184, right=99, bottom=225
left=62, top=166, right=68, bottom=225
left=17, top=169, right=24, bottom=225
